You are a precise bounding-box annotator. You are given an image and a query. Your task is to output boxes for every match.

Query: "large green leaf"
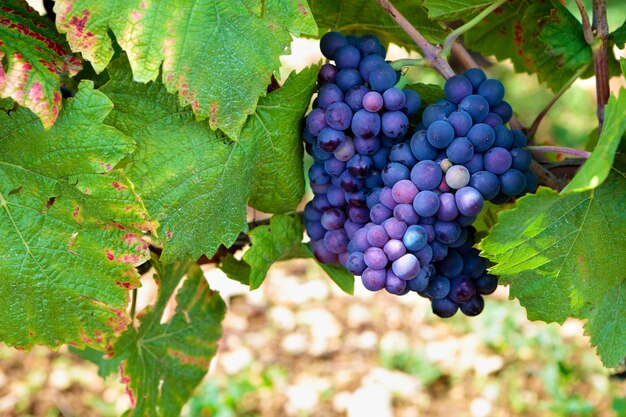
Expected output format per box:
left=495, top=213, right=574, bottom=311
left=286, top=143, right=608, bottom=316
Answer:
left=53, top=0, right=316, bottom=140
left=464, top=0, right=591, bottom=91
left=308, top=0, right=448, bottom=48
left=480, top=172, right=626, bottom=367
left=243, top=215, right=308, bottom=289
left=0, top=1, right=81, bottom=129
left=563, top=89, right=626, bottom=193
left=423, top=0, right=495, bottom=20
left=113, top=259, right=226, bottom=417
left=99, top=58, right=316, bottom=262
left=0, top=82, right=153, bottom=349
left=246, top=66, right=318, bottom=213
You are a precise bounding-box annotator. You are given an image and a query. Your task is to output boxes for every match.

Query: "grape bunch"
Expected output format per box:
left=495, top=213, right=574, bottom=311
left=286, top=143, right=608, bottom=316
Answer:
left=303, top=31, right=537, bottom=318
left=302, top=31, right=421, bottom=267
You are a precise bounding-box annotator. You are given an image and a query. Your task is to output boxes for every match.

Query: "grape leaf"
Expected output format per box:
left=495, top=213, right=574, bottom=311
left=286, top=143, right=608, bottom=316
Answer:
left=219, top=253, right=251, bottom=286
left=112, top=258, right=226, bottom=417
left=563, top=89, right=626, bottom=193
left=0, top=1, right=81, bottom=129
left=308, top=0, right=448, bottom=48
left=246, top=66, right=318, bottom=213
left=480, top=173, right=626, bottom=367
left=243, top=215, right=308, bottom=289
left=404, top=82, right=444, bottom=107
left=610, top=20, right=626, bottom=48
left=464, top=0, right=591, bottom=91
left=0, top=97, right=14, bottom=111
left=53, top=0, right=315, bottom=140
left=304, top=244, right=355, bottom=294
left=423, top=0, right=495, bottom=20
left=251, top=0, right=318, bottom=37
left=99, top=58, right=316, bottom=262
left=0, top=82, right=153, bottom=349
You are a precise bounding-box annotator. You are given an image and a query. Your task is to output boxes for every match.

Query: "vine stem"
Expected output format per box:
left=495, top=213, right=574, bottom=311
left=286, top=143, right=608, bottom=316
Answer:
left=440, top=0, right=507, bottom=58
left=527, top=63, right=591, bottom=139
left=130, top=288, right=138, bottom=324
left=527, top=146, right=591, bottom=158
left=574, top=0, right=594, bottom=44
left=592, top=0, right=610, bottom=131
left=374, top=0, right=455, bottom=79
left=390, top=58, right=426, bottom=70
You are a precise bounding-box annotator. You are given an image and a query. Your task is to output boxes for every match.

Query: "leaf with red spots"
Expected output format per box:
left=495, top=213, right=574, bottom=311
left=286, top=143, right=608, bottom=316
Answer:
left=0, top=1, right=81, bottom=129
left=464, top=0, right=593, bottom=91
left=112, top=258, right=226, bottom=417
left=0, top=82, right=152, bottom=349
left=480, top=171, right=626, bottom=368
left=98, top=57, right=317, bottom=262
left=53, top=0, right=316, bottom=140
left=423, top=0, right=496, bottom=20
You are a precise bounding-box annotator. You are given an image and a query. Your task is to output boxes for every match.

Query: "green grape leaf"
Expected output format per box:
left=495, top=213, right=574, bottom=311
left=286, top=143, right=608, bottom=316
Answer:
left=610, top=20, right=626, bottom=48
left=112, top=259, right=226, bottom=417
left=464, top=0, right=591, bottom=91
left=218, top=253, right=251, bottom=285
left=246, top=66, right=318, bottom=213
left=99, top=58, right=315, bottom=262
left=308, top=0, right=448, bottom=48
left=423, top=0, right=495, bottom=20
left=480, top=173, right=626, bottom=366
left=243, top=215, right=308, bottom=289
left=309, top=246, right=355, bottom=295
left=584, top=281, right=626, bottom=368
left=0, top=1, right=82, bottom=129
left=53, top=0, right=313, bottom=140
left=563, top=89, right=626, bottom=193
left=404, top=82, right=444, bottom=107
left=69, top=346, right=120, bottom=378
left=0, top=82, right=153, bottom=349
left=0, top=97, right=14, bottom=112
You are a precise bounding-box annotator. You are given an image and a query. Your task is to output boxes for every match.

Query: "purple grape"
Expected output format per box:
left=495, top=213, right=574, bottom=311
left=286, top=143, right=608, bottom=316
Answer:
left=460, top=295, right=485, bottom=316
left=483, top=112, right=503, bottom=127
left=383, top=239, right=406, bottom=261
left=312, top=193, right=331, bottom=211
left=393, top=204, right=419, bottom=225
left=324, top=229, right=349, bottom=254
left=370, top=203, right=393, bottom=224
left=346, top=251, right=367, bottom=275
left=347, top=190, right=367, bottom=207
left=444, top=75, right=473, bottom=104
left=351, top=109, right=381, bottom=138
left=359, top=54, right=385, bottom=81
left=407, top=268, right=430, bottom=292
left=385, top=271, right=408, bottom=294
left=371, top=146, right=390, bottom=170
left=326, top=101, right=353, bottom=130
left=344, top=219, right=364, bottom=239
left=524, top=170, right=538, bottom=193
left=458, top=94, right=489, bottom=122
left=493, top=125, right=514, bottom=149
left=382, top=162, right=410, bottom=187
left=345, top=85, right=369, bottom=112
left=326, top=186, right=347, bottom=207
left=362, top=268, right=387, bottom=290
left=437, top=250, right=463, bottom=278
left=435, top=99, right=457, bottom=115
left=462, top=250, right=487, bottom=279
left=491, top=101, right=513, bottom=123
left=317, top=83, right=344, bottom=109
left=446, top=110, right=473, bottom=137
left=357, top=34, right=382, bottom=56
left=455, top=186, right=484, bottom=216
left=306, top=221, right=325, bottom=240
left=392, top=253, right=420, bottom=280
left=348, top=205, right=370, bottom=223
left=446, top=137, right=474, bottom=164
left=320, top=31, right=348, bottom=59
left=484, top=147, right=512, bottom=175
left=347, top=154, right=373, bottom=178
left=434, top=221, right=461, bottom=244
left=427, top=120, right=455, bottom=149
left=415, top=244, right=434, bottom=266
left=457, top=214, right=477, bottom=227
left=334, top=45, right=361, bottom=69
left=336, top=69, right=363, bottom=92
left=324, top=157, right=346, bottom=176
left=368, top=62, right=397, bottom=92
left=431, top=240, right=449, bottom=262
left=390, top=143, right=417, bottom=167
left=333, top=137, right=356, bottom=161
left=469, top=171, right=500, bottom=200
left=511, top=130, right=528, bottom=147
left=309, top=163, right=330, bottom=185
left=422, top=104, right=447, bottom=127
left=304, top=202, right=322, bottom=221
left=449, top=275, right=476, bottom=302
left=311, top=240, right=339, bottom=264
left=350, top=228, right=370, bottom=252
left=311, top=182, right=330, bottom=194
left=475, top=274, right=498, bottom=295
left=402, top=225, right=428, bottom=251
left=445, top=165, right=471, bottom=189
left=413, top=190, right=440, bottom=217
left=383, top=88, right=406, bottom=111
left=410, top=130, right=438, bottom=161
left=401, top=89, right=421, bottom=115
left=463, top=68, right=486, bottom=91
left=364, top=247, right=388, bottom=269
left=426, top=275, right=451, bottom=299
left=391, top=179, right=419, bottom=204
left=510, top=147, right=532, bottom=171
left=382, top=218, right=407, bottom=240
left=367, top=224, right=390, bottom=248
left=448, top=227, right=468, bottom=248
left=317, top=127, right=346, bottom=152
left=432, top=297, right=459, bottom=318
left=467, top=123, right=495, bottom=152
left=378, top=187, right=398, bottom=209
left=366, top=188, right=382, bottom=209
left=339, top=170, right=363, bottom=192
left=436, top=192, right=459, bottom=221
left=499, top=169, right=526, bottom=196
left=306, top=108, right=328, bottom=136
left=354, top=135, right=380, bottom=155
left=362, top=91, right=383, bottom=112
left=477, top=79, right=505, bottom=106
left=411, top=160, right=443, bottom=190
left=318, top=63, right=338, bottom=84
left=381, top=111, right=409, bottom=139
